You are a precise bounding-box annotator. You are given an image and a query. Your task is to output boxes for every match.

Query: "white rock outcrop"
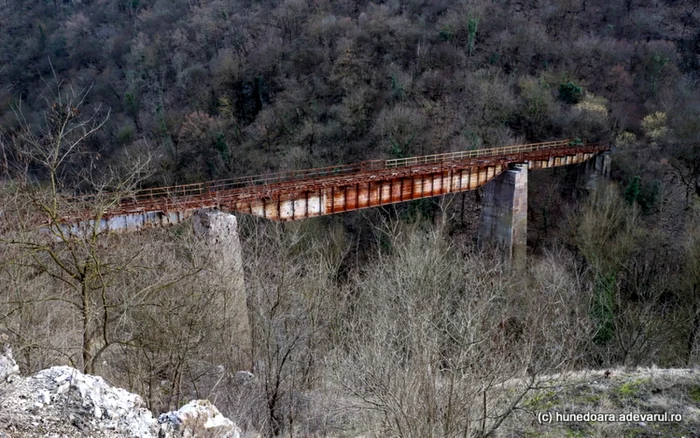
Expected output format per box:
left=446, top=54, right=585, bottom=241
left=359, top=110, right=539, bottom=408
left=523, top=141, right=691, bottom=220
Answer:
left=0, top=348, right=241, bottom=438
left=158, top=400, right=241, bottom=438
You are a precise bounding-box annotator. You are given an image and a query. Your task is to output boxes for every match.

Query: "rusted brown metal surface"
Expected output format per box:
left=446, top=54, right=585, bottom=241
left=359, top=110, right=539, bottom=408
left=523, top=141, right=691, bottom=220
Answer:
left=59, top=140, right=610, bottom=231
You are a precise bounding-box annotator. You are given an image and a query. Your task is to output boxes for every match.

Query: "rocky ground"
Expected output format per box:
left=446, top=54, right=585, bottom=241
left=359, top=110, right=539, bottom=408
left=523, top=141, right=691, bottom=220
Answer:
left=2, top=340, right=700, bottom=437
left=0, top=344, right=241, bottom=438
left=503, top=367, right=700, bottom=437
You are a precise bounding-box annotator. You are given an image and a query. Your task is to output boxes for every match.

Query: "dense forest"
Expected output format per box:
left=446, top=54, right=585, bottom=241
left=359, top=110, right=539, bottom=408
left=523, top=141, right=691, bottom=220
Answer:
left=1, top=0, right=698, bottom=183
left=2, top=0, right=700, bottom=437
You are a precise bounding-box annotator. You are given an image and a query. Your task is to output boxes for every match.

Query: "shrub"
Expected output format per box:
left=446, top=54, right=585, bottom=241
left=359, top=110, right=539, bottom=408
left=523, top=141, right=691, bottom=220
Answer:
left=624, top=176, right=641, bottom=205
left=615, top=131, right=636, bottom=148
left=641, top=112, right=669, bottom=145
left=566, top=94, right=609, bottom=141
left=624, top=176, right=660, bottom=214
left=559, top=81, right=583, bottom=104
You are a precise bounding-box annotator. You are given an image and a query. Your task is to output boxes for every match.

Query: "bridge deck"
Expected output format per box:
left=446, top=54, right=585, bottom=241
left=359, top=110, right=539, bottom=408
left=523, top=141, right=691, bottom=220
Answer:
left=60, top=139, right=610, bottom=230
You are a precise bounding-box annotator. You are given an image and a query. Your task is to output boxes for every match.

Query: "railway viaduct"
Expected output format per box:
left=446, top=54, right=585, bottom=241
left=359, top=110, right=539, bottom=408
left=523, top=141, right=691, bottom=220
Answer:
left=60, top=138, right=611, bottom=265
left=51, top=138, right=610, bottom=367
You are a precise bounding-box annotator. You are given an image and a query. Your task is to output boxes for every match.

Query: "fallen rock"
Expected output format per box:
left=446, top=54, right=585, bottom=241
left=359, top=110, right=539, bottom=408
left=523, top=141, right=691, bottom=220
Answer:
left=234, top=370, right=254, bottom=385
left=158, top=399, right=241, bottom=438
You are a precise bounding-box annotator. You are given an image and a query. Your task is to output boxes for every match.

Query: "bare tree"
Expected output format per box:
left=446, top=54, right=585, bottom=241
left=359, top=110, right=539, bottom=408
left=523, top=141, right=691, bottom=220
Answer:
left=681, top=211, right=700, bottom=365
left=573, top=183, right=685, bottom=366
left=0, top=79, right=196, bottom=376
left=239, top=218, right=345, bottom=436
left=326, top=221, right=589, bottom=437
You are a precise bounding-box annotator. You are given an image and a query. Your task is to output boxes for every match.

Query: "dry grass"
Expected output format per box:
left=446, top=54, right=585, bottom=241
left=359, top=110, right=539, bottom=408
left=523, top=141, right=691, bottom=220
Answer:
left=503, top=367, right=700, bottom=438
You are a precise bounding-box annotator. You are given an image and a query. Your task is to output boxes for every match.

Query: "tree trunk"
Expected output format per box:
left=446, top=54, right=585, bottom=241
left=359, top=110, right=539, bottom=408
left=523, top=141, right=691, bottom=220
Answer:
left=81, top=282, right=96, bottom=375
left=687, top=292, right=699, bottom=366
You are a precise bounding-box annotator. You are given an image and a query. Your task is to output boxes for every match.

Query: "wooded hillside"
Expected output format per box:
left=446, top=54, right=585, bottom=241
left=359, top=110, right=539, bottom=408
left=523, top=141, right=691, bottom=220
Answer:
left=1, top=0, right=698, bottom=184
left=1, top=1, right=700, bottom=437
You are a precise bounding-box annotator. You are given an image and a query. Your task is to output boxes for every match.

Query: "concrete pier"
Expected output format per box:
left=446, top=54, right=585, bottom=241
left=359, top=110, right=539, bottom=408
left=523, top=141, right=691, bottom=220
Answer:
left=193, top=210, right=252, bottom=369
left=582, top=151, right=611, bottom=192
left=478, top=164, right=528, bottom=267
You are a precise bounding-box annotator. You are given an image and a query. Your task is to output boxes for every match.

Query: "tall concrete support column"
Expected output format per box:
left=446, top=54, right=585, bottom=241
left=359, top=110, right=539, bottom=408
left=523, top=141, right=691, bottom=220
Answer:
left=193, top=210, right=252, bottom=370
left=478, top=164, right=528, bottom=267
left=582, top=151, right=611, bottom=191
